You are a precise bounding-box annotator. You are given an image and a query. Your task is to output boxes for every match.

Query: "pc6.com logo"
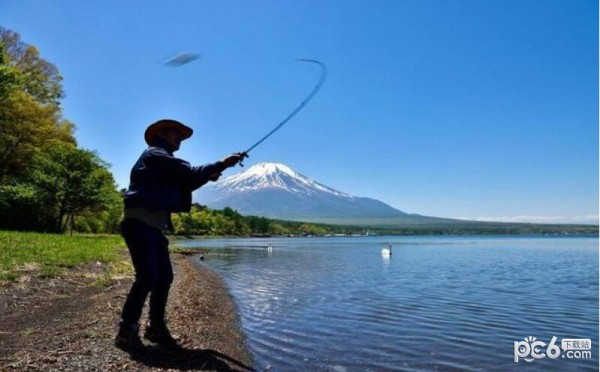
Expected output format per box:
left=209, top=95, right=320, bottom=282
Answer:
left=514, top=336, right=592, bottom=363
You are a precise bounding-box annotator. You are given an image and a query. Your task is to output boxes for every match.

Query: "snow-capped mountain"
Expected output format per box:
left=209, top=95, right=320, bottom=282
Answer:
left=210, top=162, right=351, bottom=198
left=194, top=162, right=412, bottom=222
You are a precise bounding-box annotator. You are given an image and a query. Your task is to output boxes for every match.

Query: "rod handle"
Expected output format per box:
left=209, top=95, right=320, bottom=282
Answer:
left=236, top=151, right=249, bottom=167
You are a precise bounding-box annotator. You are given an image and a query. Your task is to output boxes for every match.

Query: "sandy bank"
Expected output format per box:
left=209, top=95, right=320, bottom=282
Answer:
left=0, top=253, right=254, bottom=371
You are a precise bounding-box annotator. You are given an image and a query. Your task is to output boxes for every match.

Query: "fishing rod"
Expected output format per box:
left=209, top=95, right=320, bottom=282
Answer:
left=236, top=59, right=328, bottom=166
left=162, top=54, right=327, bottom=166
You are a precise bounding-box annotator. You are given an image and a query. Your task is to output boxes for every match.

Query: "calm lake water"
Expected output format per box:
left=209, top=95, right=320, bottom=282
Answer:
left=179, top=235, right=599, bottom=371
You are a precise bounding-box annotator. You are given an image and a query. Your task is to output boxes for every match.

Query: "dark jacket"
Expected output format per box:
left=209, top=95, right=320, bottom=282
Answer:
left=124, top=145, right=225, bottom=213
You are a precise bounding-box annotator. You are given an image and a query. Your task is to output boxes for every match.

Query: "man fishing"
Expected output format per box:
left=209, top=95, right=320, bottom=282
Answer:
left=115, top=119, right=243, bottom=352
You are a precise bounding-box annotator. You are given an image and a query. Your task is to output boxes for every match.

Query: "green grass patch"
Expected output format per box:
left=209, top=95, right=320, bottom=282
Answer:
left=0, top=230, right=128, bottom=283
left=91, top=258, right=134, bottom=287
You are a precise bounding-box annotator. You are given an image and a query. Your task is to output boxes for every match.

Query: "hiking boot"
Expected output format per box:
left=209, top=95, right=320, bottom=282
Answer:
left=115, top=324, right=145, bottom=353
left=143, top=321, right=181, bottom=350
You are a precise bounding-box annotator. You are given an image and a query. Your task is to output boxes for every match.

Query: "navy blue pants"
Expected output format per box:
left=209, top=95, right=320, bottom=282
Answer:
left=120, top=218, right=173, bottom=328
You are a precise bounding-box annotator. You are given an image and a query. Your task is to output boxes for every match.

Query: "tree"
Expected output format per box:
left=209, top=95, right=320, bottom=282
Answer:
left=269, top=222, right=290, bottom=236
left=0, top=27, right=111, bottom=232
left=0, top=27, right=64, bottom=105
left=298, top=223, right=328, bottom=236
left=29, top=144, right=120, bottom=233
left=0, top=28, right=75, bottom=183
left=246, top=215, right=271, bottom=235
left=0, top=41, right=21, bottom=102
left=0, top=91, right=70, bottom=181
left=0, top=182, right=43, bottom=230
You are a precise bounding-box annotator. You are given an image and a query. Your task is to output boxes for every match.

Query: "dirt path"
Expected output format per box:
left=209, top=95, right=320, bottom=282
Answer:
left=0, top=254, right=254, bottom=371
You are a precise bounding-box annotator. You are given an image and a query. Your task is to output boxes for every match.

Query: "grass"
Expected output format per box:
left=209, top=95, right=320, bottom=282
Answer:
left=0, top=230, right=130, bottom=283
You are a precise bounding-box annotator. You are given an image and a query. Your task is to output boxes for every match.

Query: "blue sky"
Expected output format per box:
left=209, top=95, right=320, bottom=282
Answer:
left=1, top=0, right=598, bottom=224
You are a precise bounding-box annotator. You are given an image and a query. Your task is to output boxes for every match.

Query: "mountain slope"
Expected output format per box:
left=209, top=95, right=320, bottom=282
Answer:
left=194, top=162, right=449, bottom=224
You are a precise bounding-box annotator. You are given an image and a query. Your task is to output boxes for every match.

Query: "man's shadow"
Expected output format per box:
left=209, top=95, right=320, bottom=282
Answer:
left=129, top=345, right=255, bottom=371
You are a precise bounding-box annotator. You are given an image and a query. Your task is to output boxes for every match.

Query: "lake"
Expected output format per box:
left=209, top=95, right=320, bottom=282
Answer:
left=178, top=235, right=599, bottom=371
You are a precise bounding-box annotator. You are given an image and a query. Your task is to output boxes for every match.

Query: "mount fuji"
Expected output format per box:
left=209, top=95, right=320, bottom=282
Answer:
left=194, top=162, right=450, bottom=225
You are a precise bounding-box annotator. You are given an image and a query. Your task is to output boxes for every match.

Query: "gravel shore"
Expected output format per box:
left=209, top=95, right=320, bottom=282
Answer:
left=0, top=253, right=254, bottom=371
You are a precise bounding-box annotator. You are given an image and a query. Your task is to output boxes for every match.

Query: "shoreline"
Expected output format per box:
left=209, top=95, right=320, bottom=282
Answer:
left=0, top=252, right=254, bottom=371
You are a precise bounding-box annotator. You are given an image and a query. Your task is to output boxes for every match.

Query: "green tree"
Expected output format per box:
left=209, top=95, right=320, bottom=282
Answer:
left=246, top=215, right=271, bottom=235
left=0, top=182, right=43, bottom=230
left=269, top=222, right=290, bottom=236
left=0, top=41, right=21, bottom=102
left=297, top=223, right=328, bottom=236
left=29, top=145, right=120, bottom=233
left=0, top=91, right=71, bottom=181
left=0, top=27, right=119, bottom=232
left=0, top=28, right=75, bottom=182
left=221, top=207, right=249, bottom=235
left=0, top=27, right=64, bottom=105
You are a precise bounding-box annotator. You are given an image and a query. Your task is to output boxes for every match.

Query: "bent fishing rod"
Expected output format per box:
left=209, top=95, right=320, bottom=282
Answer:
left=236, top=59, right=328, bottom=166
left=163, top=55, right=327, bottom=166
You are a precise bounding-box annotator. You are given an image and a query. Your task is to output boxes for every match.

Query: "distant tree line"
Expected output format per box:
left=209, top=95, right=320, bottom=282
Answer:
left=172, top=205, right=352, bottom=237
left=172, top=205, right=600, bottom=236
left=0, top=27, right=122, bottom=233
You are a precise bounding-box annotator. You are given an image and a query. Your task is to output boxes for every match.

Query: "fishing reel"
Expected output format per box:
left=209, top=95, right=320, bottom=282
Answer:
left=236, top=151, right=249, bottom=167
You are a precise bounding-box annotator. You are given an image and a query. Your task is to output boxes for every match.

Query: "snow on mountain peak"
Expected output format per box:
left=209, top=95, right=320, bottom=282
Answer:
left=242, top=162, right=297, bottom=178
left=213, top=162, right=352, bottom=198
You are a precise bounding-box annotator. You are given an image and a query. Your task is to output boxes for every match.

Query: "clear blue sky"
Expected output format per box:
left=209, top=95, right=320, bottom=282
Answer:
left=2, top=0, right=598, bottom=224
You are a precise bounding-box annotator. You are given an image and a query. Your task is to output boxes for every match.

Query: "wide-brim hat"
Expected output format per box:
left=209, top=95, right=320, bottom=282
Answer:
left=144, top=119, right=193, bottom=145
